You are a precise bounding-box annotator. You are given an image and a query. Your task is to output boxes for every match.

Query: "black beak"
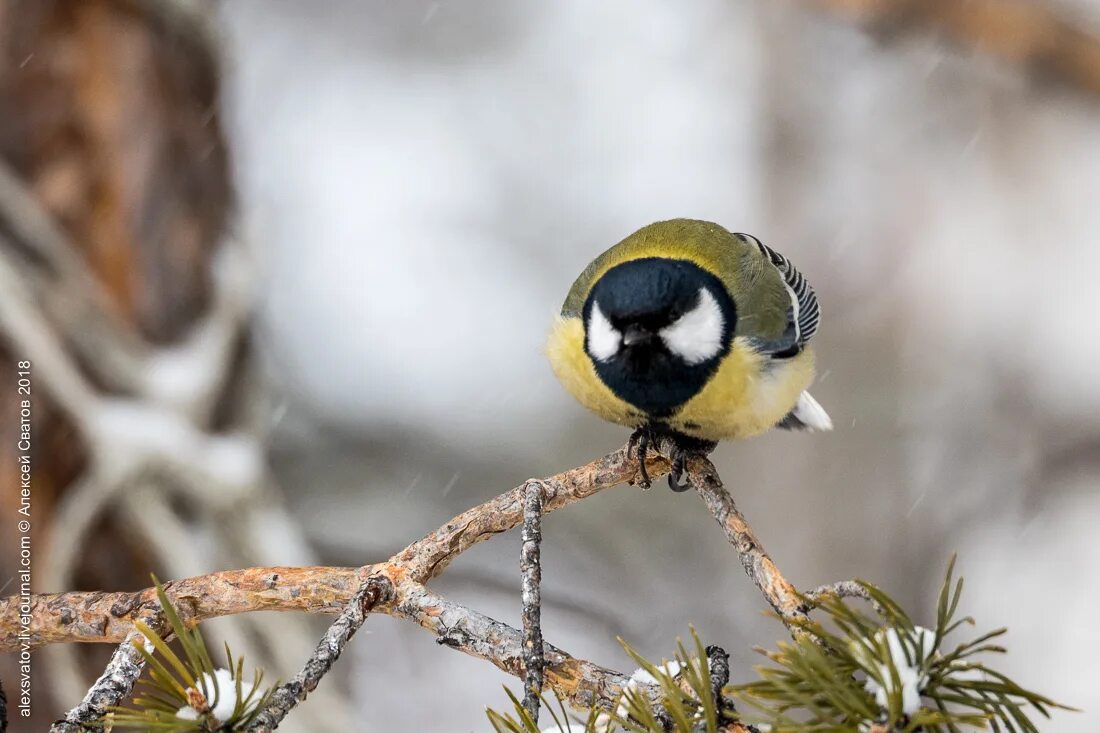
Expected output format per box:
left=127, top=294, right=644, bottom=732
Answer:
left=621, top=324, right=654, bottom=347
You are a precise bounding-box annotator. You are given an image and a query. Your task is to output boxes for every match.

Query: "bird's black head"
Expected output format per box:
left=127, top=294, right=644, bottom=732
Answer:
left=582, top=257, right=737, bottom=417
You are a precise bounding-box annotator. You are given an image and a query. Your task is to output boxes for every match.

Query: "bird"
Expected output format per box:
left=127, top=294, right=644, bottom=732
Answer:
left=546, top=218, right=831, bottom=491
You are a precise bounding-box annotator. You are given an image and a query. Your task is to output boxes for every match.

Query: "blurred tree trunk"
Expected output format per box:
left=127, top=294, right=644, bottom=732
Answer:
left=0, top=0, right=232, bottom=724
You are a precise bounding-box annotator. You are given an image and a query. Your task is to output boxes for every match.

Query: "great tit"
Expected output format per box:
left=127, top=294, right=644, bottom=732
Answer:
left=547, top=218, right=832, bottom=490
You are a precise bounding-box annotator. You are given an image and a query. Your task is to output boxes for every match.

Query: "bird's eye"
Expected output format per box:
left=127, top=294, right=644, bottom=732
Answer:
left=586, top=301, right=621, bottom=362
left=659, top=288, right=724, bottom=365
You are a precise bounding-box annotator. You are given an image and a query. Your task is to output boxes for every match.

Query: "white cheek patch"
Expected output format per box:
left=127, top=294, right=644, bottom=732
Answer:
left=660, top=288, right=724, bottom=365
left=586, top=300, right=621, bottom=362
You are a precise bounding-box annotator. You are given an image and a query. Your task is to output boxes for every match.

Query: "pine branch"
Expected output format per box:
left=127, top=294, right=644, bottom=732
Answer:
left=520, top=479, right=546, bottom=722
left=2, top=444, right=666, bottom=651
left=2, top=442, right=821, bottom=728
left=2, top=444, right=667, bottom=723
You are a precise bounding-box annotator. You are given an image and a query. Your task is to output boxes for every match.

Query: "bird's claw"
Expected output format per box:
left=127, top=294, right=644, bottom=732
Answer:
left=627, top=427, right=653, bottom=489
left=629, top=427, right=715, bottom=492
left=667, top=451, right=691, bottom=492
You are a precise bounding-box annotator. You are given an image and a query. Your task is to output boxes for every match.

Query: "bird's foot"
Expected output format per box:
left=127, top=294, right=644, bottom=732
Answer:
left=628, top=426, right=716, bottom=492
left=666, top=435, right=717, bottom=492
left=668, top=449, right=690, bottom=492
left=627, top=426, right=654, bottom=489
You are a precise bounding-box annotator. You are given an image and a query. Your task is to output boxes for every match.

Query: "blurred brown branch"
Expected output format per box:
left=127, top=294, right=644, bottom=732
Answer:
left=811, top=0, right=1100, bottom=96
left=3, top=441, right=786, bottom=730
left=0, top=0, right=355, bottom=726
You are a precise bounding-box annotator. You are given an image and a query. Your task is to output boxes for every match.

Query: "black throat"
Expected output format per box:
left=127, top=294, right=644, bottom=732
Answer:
left=583, top=258, right=736, bottom=418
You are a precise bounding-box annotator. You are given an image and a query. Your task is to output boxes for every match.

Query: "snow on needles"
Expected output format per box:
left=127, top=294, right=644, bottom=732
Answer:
left=176, top=668, right=258, bottom=724
left=612, top=661, right=683, bottom=721
left=860, top=626, right=937, bottom=716
left=536, top=661, right=685, bottom=733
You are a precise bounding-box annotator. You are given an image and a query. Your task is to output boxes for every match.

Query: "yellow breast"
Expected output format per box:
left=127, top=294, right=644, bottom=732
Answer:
left=669, top=342, right=815, bottom=440
left=547, top=317, right=815, bottom=440
left=546, top=316, right=645, bottom=428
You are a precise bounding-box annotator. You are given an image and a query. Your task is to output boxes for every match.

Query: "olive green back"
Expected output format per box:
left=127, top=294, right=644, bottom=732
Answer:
left=560, top=218, right=791, bottom=341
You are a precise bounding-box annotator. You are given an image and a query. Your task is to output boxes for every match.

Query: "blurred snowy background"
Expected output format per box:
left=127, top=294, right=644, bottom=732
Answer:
left=3, top=0, right=1099, bottom=730
left=217, top=1, right=1100, bottom=729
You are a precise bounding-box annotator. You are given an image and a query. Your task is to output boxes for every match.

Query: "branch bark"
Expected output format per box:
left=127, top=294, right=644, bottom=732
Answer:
left=3, top=445, right=670, bottom=651
left=520, top=479, right=545, bottom=721
left=705, top=644, right=731, bottom=724
left=2, top=441, right=804, bottom=730
left=245, top=577, right=393, bottom=732
left=3, top=444, right=674, bottom=723
left=684, top=454, right=807, bottom=633
left=393, top=583, right=629, bottom=711
left=49, top=630, right=150, bottom=733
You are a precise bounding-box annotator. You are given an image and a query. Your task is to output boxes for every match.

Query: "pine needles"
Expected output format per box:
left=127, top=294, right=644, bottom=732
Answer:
left=99, top=579, right=274, bottom=732
left=487, top=629, right=733, bottom=733
left=732, top=556, right=1071, bottom=732
left=488, top=558, right=1072, bottom=733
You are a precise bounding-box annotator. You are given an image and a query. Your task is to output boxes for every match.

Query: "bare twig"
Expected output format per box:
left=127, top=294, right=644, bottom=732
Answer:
left=390, top=444, right=668, bottom=585
left=809, top=0, right=1100, bottom=97
left=803, top=579, right=870, bottom=604
left=705, top=644, right=731, bottom=724
left=49, top=630, right=151, bottom=733
left=520, top=479, right=545, bottom=721
left=246, top=576, right=393, bottom=732
left=395, top=583, right=630, bottom=710
left=803, top=579, right=884, bottom=615
left=683, top=454, right=807, bottom=634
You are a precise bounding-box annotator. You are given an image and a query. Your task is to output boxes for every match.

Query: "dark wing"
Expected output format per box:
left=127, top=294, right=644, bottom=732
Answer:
left=735, top=233, right=820, bottom=357
left=734, top=234, right=831, bottom=431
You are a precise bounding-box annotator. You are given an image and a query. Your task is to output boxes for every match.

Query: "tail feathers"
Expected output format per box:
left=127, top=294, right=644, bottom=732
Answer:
left=777, top=391, right=833, bottom=432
